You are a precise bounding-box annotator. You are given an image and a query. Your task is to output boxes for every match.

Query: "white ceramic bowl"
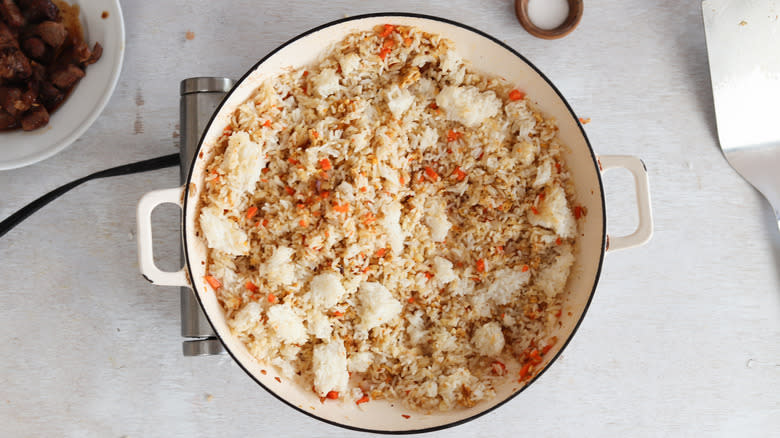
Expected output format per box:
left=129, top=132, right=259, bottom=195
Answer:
left=137, top=13, right=653, bottom=434
left=0, top=0, right=125, bottom=170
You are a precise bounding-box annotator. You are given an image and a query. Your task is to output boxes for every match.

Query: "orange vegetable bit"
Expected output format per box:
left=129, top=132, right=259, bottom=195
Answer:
left=320, top=190, right=330, bottom=199
left=379, top=23, right=395, bottom=38
left=509, top=89, right=526, bottom=101
left=446, top=129, right=462, bottom=142
left=556, top=237, right=562, bottom=246
left=299, top=219, right=308, bottom=227
left=401, top=414, right=411, bottom=419
left=356, top=394, right=370, bottom=405
left=332, top=311, right=344, bottom=317
left=311, top=130, right=319, bottom=139
left=245, top=206, right=259, bottom=220
left=529, top=349, right=543, bottom=365
left=333, top=202, right=350, bottom=213
left=579, top=117, right=591, bottom=124
left=424, top=166, right=439, bottom=182
left=407, top=296, right=415, bottom=303
left=288, top=157, right=299, bottom=165
left=362, top=212, right=376, bottom=225
left=573, top=206, right=583, bottom=219
left=245, top=281, right=258, bottom=293
left=424, top=272, right=433, bottom=280
left=530, top=206, right=539, bottom=215
left=403, top=37, right=413, bottom=47
left=263, top=120, right=272, bottom=127
left=453, top=166, right=467, bottom=182
left=302, top=70, right=309, bottom=77
left=476, top=258, right=486, bottom=272
left=267, top=293, right=277, bottom=303
left=375, top=248, right=387, bottom=258
left=205, top=275, right=221, bottom=290
left=491, top=360, right=507, bottom=375
left=519, top=363, right=532, bottom=381
left=326, top=391, right=339, bottom=400
left=319, top=158, right=332, bottom=171
left=285, top=186, right=295, bottom=196
left=378, top=38, right=396, bottom=60
left=521, top=264, right=530, bottom=272
left=261, top=218, right=269, bottom=228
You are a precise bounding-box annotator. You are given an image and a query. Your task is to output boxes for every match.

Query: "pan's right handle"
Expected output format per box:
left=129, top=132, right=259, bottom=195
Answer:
left=136, top=186, right=190, bottom=287
left=599, top=155, right=654, bottom=252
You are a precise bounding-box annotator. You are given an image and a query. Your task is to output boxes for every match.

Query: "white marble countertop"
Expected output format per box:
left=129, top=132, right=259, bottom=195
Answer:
left=1, top=1, right=779, bottom=436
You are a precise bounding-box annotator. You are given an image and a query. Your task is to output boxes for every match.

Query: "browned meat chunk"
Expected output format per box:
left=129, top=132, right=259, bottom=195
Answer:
left=38, top=79, right=61, bottom=109
left=49, top=64, right=83, bottom=89
left=0, top=0, right=25, bottom=28
left=21, top=104, right=48, bottom=130
left=0, top=21, right=16, bottom=48
left=0, top=108, right=16, bottom=129
left=0, top=46, right=31, bottom=80
left=17, top=0, right=59, bottom=24
left=83, top=42, right=102, bottom=66
left=0, top=86, right=22, bottom=116
left=21, top=36, right=44, bottom=59
left=34, top=20, right=65, bottom=47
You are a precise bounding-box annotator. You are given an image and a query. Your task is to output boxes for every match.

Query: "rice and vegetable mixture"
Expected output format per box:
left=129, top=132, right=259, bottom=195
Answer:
left=197, top=24, right=580, bottom=412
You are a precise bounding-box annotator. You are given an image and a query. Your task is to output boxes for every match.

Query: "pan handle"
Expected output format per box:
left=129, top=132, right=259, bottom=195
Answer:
left=136, top=186, right=190, bottom=287
left=599, top=155, right=654, bottom=252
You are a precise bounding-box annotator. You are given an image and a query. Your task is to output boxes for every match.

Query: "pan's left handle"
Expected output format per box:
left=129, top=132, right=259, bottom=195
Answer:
left=136, top=186, right=190, bottom=287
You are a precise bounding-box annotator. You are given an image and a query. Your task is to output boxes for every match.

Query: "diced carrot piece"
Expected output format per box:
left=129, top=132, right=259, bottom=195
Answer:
left=320, top=158, right=332, bottom=171
left=246, top=206, right=258, bottom=220
left=285, top=186, right=295, bottom=196
left=299, top=219, right=307, bottom=227
left=574, top=206, right=583, bottom=219
left=509, top=89, right=525, bottom=101
left=379, top=24, right=395, bottom=38
left=356, top=395, right=370, bottom=405
left=376, top=248, right=386, bottom=257
left=447, top=130, right=462, bottom=142
left=262, top=219, right=269, bottom=227
left=205, top=275, right=221, bottom=290
left=424, top=166, right=439, bottom=181
left=245, top=281, right=258, bottom=293
left=326, top=391, right=339, bottom=399
left=522, top=264, right=529, bottom=272
left=333, top=202, right=350, bottom=213
left=476, top=259, right=485, bottom=272
left=403, top=37, right=413, bottom=47
left=519, top=363, right=532, bottom=380
left=332, top=311, right=344, bottom=317
left=453, top=166, right=467, bottom=182
left=263, top=120, right=272, bottom=127
left=267, top=293, right=276, bottom=303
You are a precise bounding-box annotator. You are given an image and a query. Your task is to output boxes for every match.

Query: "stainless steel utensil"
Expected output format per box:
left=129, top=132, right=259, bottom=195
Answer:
left=703, top=0, right=780, bottom=230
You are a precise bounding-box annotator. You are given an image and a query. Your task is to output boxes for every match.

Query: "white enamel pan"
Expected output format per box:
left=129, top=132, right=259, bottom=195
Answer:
left=136, top=13, right=653, bottom=434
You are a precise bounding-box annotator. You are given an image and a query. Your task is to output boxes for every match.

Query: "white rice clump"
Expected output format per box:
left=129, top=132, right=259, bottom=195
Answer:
left=197, top=24, right=580, bottom=412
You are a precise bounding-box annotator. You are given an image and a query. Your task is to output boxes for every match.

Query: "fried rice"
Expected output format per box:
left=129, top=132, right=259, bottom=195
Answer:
left=196, top=24, right=579, bottom=412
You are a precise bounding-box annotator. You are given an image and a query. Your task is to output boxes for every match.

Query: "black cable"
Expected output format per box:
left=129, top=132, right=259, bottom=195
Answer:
left=0, top=153, right=180, bottom=239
